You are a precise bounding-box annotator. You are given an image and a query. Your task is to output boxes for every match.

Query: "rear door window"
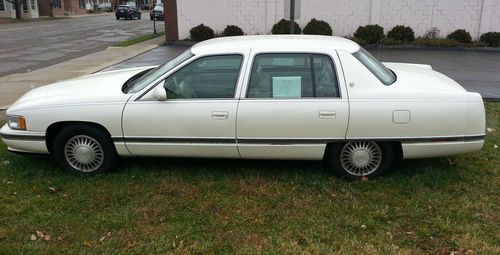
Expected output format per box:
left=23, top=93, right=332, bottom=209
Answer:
left=247, top=53, right=340, bottom=98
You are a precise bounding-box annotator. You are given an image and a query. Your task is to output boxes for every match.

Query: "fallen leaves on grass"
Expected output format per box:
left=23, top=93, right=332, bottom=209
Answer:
left=486, top=127, right=496, bottom=133
left=99, top=232, right=111, bottom=242
left=48, top=187, right=58, bottom=193
left=30, top=234, right=37, bottom=241
left=1, top=160, right=9, bottom=166
left=83, top=240, right=92, bottom=248
left=3, top=179, right=13, bottom=185
left=360, top=176, right=369, bottom=182
left=494, top=144, right=498, bottom=149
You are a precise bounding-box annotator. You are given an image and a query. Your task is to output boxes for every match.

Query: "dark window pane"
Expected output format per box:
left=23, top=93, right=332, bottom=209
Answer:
left=164, top=55, right=243, bottom=99
left=313, top=55, right=339, bottom=97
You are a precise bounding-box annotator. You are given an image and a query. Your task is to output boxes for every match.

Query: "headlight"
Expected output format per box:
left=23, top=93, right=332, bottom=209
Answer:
left=7, top=115, right=26, bottom=130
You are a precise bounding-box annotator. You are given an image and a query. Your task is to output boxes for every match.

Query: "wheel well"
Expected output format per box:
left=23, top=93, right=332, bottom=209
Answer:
left=323, top=141, right=403, bottom=161
left=45, top=121, right=113, bottom=154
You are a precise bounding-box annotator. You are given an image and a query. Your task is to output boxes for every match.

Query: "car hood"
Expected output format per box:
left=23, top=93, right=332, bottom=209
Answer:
left=383, top=62, right=467, bottom=92
left=8, top=66, right=154, bottom=113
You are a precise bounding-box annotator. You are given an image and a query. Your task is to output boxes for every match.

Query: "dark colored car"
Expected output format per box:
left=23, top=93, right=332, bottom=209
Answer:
left=150, top=3, right=164, bottom=20
left=115, top=5, right=141, bottom=20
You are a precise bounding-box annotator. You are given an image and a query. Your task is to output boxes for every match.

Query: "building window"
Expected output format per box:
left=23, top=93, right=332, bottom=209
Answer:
left=79, top=0, right=84, bottom=8
left=53, top=0, right=61, bottom=8
left=0, top=0, right=5, bottom=11
left=31, top=0, right=35, bottom=10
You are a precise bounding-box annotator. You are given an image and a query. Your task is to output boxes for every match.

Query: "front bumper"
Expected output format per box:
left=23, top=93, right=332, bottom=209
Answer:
left=0, top=124, right=49, bottom=154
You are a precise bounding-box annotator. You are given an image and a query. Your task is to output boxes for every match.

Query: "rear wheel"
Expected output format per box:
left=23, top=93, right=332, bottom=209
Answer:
left=325, top=141, right=394, bottom=181
left=52, top=125, right=118, bottom=175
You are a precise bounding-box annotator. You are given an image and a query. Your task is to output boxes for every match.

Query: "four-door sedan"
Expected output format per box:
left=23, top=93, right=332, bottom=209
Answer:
left=0, top=35, right=485, bottom=180
left=115, top=5, right=141, bottom=20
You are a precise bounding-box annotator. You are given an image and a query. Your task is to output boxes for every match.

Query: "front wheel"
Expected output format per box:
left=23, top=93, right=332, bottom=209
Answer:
left=325, top=141, right=394, bottom=181
left=52, top=125, right=118, bottom=175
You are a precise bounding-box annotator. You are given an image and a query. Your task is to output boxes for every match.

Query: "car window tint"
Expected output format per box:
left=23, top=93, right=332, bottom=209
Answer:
left=164, top=55, right=243, bottom=99
left=247, top=53, right=339, bottom=98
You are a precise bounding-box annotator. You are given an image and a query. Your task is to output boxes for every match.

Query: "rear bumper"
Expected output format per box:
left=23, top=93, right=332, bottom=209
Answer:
left=0, top=124, right=49, bottom=154
left=402, top=139, right=484, bottom=159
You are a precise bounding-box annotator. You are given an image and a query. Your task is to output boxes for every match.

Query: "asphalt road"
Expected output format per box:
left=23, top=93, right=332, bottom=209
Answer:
left=0, top=13, right=164, bottom=77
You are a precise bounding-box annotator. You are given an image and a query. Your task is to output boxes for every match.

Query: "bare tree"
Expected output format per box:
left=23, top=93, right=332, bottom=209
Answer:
left=4, top=0, right=23, bottom=19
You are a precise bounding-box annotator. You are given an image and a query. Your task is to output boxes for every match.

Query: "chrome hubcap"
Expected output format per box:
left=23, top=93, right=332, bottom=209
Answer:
left=64, top=135, right=104, bottom=172
left=340, top=141, right=382, bottom=176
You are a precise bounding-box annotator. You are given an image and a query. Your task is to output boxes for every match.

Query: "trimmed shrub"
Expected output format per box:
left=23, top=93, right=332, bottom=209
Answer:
left=480, top=32, right=500, bottom=47
left=387, top=25, right=415, bottom=43
left=381, top=37, right=402, bottom=45
left=303, top=18, right=332, bottom=36
left=446, top=29, right=472, bottom=44
left=271, top=19, right=301, bottom=34
left=353, top=24, right=384, bottom=44
left=348, top=37, right=368, bottom=45
left=423, top=27, right=440, bottom=39
left=189, top=24, right=215, bottom=41
left=222, top=25, right=244, bottom=37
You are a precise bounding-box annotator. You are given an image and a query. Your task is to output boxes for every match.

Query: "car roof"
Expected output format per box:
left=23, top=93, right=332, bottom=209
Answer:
left=191, top=35, right=361, bottom=55
left=118, top=5, right=131, bottom=7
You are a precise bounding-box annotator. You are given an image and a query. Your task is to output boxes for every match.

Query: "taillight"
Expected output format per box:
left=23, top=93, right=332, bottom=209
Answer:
left=127, top=9, right=132, bottom=13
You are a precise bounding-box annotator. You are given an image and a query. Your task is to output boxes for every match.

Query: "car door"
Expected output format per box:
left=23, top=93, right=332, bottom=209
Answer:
left=236, top=52, right=349, bottom=160
left=122, top=54, right=245, bottom=158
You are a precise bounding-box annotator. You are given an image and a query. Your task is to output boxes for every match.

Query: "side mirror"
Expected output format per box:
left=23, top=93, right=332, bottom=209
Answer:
left=153, top=85, right=167, bottom=101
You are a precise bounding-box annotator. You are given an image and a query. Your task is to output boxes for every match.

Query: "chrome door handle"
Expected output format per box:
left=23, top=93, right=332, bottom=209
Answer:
left=212, top=111, right=229, bottom=120
left=319, top=110, right=336, bottom=119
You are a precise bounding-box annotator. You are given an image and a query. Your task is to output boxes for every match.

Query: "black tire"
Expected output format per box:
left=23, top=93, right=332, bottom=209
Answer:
left=324, top=142, right=395, bottom=181
left=150, top=17, right=154, bottom=21
left=138, top=14, right=141, bottom=19
left=116, top=16, right=119, bottom=20
left=52, top=125, right=118, bottom=175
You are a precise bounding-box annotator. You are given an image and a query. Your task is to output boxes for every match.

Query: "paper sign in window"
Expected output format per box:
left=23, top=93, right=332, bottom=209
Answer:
left=272, top=76, right=301, bottom=98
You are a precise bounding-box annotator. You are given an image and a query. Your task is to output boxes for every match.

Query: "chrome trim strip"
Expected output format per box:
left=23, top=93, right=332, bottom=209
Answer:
left=113, top=135, right=486, bottom=145
left=0, top=134, right=45, bottom=141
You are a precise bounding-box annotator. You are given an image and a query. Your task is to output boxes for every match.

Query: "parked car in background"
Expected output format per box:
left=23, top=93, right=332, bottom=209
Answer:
left=0, top=36, right=486, bottom=180
left=115, top=5, right=141, bottom=20
left=150, top=3, right=164, bottom=20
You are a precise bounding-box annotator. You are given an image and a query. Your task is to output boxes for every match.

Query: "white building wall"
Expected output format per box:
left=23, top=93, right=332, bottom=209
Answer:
left=0, top=0, right=39, bottom=18
left=177, top=0, right=500, bottom=40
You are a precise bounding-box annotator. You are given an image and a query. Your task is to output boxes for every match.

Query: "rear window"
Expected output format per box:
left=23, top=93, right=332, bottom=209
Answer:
left=353, top=48, right=396, bottom=85
left=117, top=6, right=130, bottom=10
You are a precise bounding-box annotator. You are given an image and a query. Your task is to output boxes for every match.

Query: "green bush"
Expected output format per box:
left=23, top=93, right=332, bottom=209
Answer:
left=271, top=19, right=301, bottom=34
left=348, top=37, right=368, bottom=45
left=387, top=25, right=415, bottom=43
left=189, top=24, right=215, bottom=42
left=446, top=29, right=472, bottom=44
left=381, top=37, right=402, bottom=45
left=353, top=24, right=384, bottom=44
left=303, top=18, right=332, bottom=36
left=480, top=32, right=500, bottom=47
left=413, top=37, right=459, bottom=47
left=222, top=25, right=244, bottom=37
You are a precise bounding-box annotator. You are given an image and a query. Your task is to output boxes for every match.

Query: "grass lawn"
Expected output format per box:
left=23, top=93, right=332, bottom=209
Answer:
left=114, top=32, right=166, bottom=47
left=0, top=103, right=498, bottom=254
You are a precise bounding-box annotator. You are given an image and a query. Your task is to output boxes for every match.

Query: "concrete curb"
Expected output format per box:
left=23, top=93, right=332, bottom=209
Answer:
left=0, top=36, right=164, bottom=121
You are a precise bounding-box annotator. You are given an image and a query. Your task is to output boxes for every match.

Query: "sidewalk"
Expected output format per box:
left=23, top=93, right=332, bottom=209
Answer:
left=0, top=37, right=164, bottom=120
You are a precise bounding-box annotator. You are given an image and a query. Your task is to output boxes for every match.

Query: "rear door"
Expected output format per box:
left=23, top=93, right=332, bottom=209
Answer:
left=236, top=52, right=349, bottom=159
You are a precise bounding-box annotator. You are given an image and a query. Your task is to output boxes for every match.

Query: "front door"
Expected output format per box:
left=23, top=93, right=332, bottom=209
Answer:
left=122, top=54, right=245, bottom=158
left=236, top=52, right=349, bottom=159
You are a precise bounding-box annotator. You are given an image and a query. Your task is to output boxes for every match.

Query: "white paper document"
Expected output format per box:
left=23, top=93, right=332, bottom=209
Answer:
left=272, top=76, right=301, bottom=98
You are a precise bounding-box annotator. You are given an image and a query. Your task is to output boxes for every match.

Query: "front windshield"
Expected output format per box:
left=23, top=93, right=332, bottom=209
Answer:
left=353, top=48, right=396, bottom=85
left=127, top=50, right=194, bottom=93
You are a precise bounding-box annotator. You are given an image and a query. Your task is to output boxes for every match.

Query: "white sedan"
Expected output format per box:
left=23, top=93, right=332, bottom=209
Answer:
left=0, top=35, right=485, bottom=180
